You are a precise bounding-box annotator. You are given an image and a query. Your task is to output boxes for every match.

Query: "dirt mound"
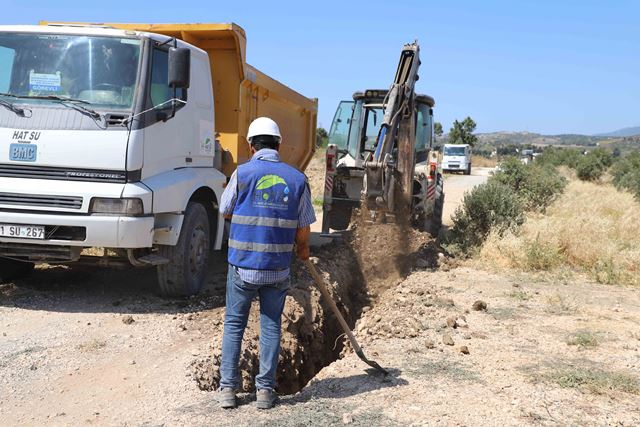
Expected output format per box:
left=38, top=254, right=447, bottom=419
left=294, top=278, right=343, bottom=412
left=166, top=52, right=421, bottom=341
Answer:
left=351, top=217, right=434, bottom=298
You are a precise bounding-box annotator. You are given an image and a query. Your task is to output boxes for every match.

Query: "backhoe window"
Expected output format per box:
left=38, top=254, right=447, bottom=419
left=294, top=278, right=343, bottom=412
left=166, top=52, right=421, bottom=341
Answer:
left=328, top=100, right=354, bottom=152
left=346, top=100, right=364, bottom=159
left=363, top=107, right=383, bottom=152
left=0, top=33, right=141, bottom=109
left=415, top=103, right=432, bottom=152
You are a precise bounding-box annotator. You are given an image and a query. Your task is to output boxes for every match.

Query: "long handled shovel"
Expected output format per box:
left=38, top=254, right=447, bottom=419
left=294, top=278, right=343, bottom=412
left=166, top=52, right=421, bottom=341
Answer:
left=304, top=259, right=389, bottom=376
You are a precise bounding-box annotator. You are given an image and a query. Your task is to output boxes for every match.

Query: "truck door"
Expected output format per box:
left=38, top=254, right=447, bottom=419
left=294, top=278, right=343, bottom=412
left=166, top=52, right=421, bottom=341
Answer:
left=141, top=45, right=196, bottom=179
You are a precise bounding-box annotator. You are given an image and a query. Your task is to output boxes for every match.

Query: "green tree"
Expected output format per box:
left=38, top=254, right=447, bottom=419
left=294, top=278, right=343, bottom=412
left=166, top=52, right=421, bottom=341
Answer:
left=316, top=127, right=329, bottom=148
left=448, top=116, right=478, bottom=146
left=434, top=122, right=443, bottom=138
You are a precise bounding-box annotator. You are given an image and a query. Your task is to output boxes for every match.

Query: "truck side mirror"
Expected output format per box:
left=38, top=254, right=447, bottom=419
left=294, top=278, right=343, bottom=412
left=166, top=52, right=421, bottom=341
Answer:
left=168, top=47, right=191, bottom=89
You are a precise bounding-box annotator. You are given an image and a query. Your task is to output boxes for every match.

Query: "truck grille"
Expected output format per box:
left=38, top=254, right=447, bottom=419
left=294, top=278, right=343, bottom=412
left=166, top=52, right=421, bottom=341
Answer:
left=0, top=192, right=83, bottom=210
left=0, top=164, right=139, bottom=183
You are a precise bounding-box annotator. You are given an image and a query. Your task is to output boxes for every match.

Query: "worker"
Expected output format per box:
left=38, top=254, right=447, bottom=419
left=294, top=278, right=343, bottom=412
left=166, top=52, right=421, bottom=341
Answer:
left=217, top=117, right=315, bottom=410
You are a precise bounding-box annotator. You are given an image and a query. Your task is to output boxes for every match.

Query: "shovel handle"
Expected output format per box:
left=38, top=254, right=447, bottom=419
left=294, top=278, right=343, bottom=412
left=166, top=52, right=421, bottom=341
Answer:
left=304, top=259, right=363, bottom=354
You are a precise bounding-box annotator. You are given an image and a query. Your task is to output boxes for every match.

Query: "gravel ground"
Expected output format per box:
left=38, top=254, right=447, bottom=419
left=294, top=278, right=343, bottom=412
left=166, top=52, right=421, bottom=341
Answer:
left=2, top=256, right=639, bottom=425
left=2, top=160, right=639, bottom=425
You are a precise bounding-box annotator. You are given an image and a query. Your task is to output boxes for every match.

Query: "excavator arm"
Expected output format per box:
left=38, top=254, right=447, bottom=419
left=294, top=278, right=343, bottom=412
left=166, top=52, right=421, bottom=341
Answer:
left=363, top=42, right=421, bottom=221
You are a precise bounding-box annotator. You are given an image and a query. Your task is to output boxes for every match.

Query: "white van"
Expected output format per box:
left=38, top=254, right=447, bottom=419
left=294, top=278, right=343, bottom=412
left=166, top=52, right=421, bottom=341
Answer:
left=442, top=144, right=472, bottom=175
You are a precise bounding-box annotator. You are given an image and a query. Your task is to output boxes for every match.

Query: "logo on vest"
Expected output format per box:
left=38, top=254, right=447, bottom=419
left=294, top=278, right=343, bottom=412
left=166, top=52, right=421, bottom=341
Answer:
left=253, top=174, right=290, bottom=209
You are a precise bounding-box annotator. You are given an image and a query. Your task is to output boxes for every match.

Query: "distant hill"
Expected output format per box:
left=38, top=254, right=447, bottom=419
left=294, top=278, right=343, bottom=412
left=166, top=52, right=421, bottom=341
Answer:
left=439, top=131, right=640, bottom=151
left=595, top=126, right=640, bottom=137
left=474, top=131, right=605, bottom=147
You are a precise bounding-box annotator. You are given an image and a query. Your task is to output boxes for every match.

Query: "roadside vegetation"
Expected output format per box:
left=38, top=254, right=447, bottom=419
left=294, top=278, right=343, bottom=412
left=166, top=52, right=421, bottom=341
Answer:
left=446, top=157, right=565, bottom=255
left=446, top=150, right=640, bottom=287
left=542, top=366, right=640, bottom=396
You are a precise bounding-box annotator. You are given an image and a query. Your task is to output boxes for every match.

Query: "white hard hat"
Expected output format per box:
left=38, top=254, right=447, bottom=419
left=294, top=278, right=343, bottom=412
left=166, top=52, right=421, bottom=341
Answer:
left=247, top=117, right=282, bottom=144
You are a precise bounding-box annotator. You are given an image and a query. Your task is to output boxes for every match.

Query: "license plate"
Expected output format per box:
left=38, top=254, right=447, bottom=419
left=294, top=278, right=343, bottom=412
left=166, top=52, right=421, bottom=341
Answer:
left=9, top=143, right=37, bottom=162
left=0, top=223, right=45, bottom=239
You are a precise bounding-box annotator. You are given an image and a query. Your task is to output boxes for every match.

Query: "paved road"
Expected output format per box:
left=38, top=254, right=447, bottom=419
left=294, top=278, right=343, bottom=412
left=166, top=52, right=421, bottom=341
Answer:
left=441, top=167, right=493, bottom=225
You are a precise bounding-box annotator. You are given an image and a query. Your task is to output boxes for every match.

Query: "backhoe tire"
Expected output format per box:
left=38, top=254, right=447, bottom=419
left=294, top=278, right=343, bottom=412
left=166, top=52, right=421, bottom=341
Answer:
left=431, top=192, right=445, bottom=237
left=156, top=202, right=211, bottom=297
left=328, top=204, right=353, bottom=231
left=423, top=175, right=445, bottom=238
left=0, top=257, right=35, bottom=282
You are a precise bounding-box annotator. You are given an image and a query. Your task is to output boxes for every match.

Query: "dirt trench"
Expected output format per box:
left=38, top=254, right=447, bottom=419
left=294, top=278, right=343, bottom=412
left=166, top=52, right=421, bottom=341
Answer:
left=191, top=222, right=435, bottom=394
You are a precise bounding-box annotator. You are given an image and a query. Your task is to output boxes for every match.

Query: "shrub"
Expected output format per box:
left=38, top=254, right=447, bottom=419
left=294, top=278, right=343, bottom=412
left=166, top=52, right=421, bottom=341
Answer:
left=537, top=147, right=582, bottom=169
left=492, top=157, right=566, bottom=212
left=525, top=236, right=563, bottom=270
left=611, top=152, right=640, bottom=200
left=575, top=148, right=614, bottom=182
left=448, top=181, right=524, bottom=254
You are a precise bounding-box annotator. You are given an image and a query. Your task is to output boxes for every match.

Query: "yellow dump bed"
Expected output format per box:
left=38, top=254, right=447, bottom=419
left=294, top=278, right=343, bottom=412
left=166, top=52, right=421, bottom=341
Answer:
left=40, top=22, right=318, bottom=176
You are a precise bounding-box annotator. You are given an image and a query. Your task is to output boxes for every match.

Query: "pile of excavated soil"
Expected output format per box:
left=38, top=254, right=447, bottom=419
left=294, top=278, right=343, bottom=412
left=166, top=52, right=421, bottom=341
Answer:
left=350, top=218, right=436, bottom=298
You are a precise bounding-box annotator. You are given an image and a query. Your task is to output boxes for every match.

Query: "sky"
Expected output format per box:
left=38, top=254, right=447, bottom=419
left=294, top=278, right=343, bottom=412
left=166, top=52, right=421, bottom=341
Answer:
left=2, top=0, right=638, bottom=135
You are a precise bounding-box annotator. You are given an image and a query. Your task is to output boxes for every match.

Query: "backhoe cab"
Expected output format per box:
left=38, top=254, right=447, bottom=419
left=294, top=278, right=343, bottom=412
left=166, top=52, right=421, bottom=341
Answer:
left=322, top=90, right=443, bottom=235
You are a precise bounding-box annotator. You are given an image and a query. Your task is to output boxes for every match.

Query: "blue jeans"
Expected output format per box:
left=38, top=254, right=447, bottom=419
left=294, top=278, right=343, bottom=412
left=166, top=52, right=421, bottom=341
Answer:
left=219, top=266, right=289, bottom=391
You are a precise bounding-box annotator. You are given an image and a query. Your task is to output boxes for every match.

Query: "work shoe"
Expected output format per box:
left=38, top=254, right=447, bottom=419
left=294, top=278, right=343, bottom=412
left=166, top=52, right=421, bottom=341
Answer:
left=256, top=388, right=278, bottom=409
left=218, top=388, right=237, bottom=409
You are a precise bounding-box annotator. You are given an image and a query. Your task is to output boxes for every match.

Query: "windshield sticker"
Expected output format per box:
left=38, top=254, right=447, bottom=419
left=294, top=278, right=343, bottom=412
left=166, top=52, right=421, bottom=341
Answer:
left=121, top=38, right=141, bottom=45
left=29, top=71, right=61, bottom=92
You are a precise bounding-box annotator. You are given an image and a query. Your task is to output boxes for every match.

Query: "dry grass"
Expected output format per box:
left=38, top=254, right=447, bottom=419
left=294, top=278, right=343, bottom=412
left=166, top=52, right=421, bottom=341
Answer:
left=472, top=155, right=498, bottom=168
left=543, top=366, right=639, bottom=395
left=566, top=330, right=599, bottom=348
left=480, top=179, right=640, bottom=286
left=77, top=339, right=107, bottom=352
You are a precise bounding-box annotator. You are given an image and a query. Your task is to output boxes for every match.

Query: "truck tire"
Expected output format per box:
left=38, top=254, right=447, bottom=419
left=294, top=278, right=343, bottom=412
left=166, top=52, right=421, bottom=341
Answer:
left=0, top=257, right=35, bottom=282
left=328, top=204, right=353, bottom=231
left=156, top=202, right=211, bottom=297
left=465, top=164, right=471, bottom=175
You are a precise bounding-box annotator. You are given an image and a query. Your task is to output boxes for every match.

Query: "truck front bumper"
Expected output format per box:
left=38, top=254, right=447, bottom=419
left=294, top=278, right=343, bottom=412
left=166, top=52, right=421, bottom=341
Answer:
left=0, top=211, right=155, bottom=249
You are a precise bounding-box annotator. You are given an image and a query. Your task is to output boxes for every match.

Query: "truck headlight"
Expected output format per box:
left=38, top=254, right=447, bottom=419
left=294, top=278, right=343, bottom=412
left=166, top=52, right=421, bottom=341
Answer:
left=89, top=198, right=144, bottom=216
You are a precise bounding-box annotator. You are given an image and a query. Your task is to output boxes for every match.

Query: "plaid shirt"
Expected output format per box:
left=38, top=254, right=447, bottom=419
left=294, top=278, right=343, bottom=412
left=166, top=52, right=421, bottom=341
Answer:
left=220, top=149, right=316, bottom=284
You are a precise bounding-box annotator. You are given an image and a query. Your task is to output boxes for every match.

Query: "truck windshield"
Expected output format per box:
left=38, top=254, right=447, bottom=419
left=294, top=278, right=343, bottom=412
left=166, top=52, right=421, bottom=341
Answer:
left=444, top=146, right=467, bottom=156
left=0, top=33, right=141, bottom=110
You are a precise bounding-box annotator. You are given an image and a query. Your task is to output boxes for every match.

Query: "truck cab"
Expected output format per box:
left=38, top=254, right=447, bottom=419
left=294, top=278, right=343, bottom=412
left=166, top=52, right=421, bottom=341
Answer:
left=442, top=144, right=472, bottom=175
left=0, top=23, right=317, bottom=296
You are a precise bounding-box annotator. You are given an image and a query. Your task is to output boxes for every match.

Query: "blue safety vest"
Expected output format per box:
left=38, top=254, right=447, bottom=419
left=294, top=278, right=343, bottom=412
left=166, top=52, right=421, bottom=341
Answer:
left=228, top=156, right=306, bottom=270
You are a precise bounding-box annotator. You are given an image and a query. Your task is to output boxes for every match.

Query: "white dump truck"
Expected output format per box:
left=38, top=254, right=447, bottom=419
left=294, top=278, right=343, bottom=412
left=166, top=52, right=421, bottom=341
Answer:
left=0, top=22, right=317, bottom=296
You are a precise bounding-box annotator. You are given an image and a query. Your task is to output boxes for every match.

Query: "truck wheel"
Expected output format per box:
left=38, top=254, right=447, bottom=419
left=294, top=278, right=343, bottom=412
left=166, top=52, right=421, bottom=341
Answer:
left=465, top=164, right=472, bottom=175
left=156, top=202, right=211, bottom=297
left=328, top=204, right=353, bottom=231
left=0, top=257, right=35, bottom=282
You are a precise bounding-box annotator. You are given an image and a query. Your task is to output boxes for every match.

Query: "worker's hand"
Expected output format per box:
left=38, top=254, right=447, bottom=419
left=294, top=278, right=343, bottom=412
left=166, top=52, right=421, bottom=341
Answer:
left=295, top=226, right=311, bottom=261
left=296, top=243, right=310, bottom=261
